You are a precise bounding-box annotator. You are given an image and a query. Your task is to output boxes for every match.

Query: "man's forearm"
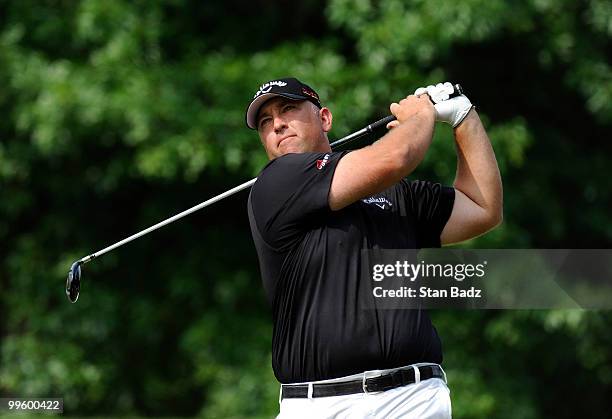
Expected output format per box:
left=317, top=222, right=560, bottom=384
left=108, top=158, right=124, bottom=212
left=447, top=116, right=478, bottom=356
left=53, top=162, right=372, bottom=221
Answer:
left=328, top=98, right=435, bottom=211
left=453, top=109, right=503, bottom=221
left=378, top=109, right=435, bottom=178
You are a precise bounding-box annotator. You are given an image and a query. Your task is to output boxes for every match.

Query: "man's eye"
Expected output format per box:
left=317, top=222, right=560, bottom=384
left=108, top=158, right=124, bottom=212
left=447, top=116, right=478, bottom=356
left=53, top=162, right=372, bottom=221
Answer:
left=259, top=118, right=271, bottom=129
left=282, top=104, right=295, bottom=112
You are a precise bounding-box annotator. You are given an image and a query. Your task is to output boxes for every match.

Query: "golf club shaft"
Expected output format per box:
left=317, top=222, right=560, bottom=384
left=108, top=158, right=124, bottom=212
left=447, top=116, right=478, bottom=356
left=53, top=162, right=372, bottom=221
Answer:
left=77, top=115, right=393, bottom=265
left=78, top=177, right=257, bottom=264
left=329, top=115, right=395, bottom=149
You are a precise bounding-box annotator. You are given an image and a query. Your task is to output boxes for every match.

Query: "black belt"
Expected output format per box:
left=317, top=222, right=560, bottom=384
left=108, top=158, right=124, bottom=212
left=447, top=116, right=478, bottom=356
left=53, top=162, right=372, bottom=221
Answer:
left=281, top=365, right=444, bottom=399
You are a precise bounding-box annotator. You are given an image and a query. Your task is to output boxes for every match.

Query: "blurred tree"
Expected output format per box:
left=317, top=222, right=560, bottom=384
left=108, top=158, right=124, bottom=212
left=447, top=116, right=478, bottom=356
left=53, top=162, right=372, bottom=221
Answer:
left=0, top=0, right=610, bottom=417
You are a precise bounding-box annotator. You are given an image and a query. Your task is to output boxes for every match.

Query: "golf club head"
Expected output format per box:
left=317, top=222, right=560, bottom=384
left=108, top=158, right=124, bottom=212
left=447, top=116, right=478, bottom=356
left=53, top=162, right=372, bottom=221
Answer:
left=66, top=261, right=82, bottom=303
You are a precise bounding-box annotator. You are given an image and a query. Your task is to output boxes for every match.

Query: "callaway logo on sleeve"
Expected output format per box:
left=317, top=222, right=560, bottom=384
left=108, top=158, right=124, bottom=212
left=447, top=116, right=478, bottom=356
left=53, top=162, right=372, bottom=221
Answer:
left=362, top=196, right=393, bottom=210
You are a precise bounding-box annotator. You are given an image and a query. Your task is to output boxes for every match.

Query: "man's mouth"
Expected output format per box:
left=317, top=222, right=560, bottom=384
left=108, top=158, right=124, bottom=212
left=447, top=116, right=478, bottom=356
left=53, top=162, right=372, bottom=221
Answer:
left=278, top=135, right=296, bottom=146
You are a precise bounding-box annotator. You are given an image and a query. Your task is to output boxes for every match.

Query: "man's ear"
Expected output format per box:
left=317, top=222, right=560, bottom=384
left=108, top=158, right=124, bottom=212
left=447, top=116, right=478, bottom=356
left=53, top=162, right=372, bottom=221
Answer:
left=320, top=107, right=333, bottom=133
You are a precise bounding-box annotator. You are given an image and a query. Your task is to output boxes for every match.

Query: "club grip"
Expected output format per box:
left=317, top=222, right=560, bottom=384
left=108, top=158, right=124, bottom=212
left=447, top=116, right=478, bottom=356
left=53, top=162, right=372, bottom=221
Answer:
left=452, top=83, right=464, bottom=96
left=330, top=83, right=464, bottom=150
left=366, top=115, right=397, bottom=132
left=369, top=83, right=464, bottom=128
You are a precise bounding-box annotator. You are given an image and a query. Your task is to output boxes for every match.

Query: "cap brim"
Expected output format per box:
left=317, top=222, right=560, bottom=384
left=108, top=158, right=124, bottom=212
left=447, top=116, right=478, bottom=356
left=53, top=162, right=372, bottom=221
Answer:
left=245, top=93, right=307, bottom=130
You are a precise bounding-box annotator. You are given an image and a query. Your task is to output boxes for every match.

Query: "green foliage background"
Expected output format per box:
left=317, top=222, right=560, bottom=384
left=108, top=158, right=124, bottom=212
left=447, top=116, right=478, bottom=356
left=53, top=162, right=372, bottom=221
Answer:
left=1, top=0, right=611, bottom=417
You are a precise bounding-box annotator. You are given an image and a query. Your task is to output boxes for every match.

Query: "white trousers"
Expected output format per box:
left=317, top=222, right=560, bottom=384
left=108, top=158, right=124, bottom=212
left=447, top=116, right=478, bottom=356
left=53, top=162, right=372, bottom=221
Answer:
left=277, top=363, right=452, bottom=419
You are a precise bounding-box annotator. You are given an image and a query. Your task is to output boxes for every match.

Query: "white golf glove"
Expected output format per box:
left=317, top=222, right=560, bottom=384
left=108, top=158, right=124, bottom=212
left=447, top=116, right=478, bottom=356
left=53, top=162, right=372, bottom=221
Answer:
left=414, top=82, right=473, bottom=128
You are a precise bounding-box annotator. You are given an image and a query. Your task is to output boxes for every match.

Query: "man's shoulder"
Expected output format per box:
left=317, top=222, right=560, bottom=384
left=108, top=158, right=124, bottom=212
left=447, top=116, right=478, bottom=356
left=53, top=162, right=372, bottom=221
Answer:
left=256, top=152, right=342, bottom=183
left=261, top=152, right=326, bottom=170
left=256, top=153, right=306, bottom=186
left=253, top=153, right=310, bottom=197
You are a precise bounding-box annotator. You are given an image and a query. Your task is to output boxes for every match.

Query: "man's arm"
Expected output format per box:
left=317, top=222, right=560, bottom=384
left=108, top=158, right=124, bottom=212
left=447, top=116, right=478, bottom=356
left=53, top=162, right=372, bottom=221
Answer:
left=440, top=109, right=503, bottom=245
left=329, top=95, right=435, bottom=211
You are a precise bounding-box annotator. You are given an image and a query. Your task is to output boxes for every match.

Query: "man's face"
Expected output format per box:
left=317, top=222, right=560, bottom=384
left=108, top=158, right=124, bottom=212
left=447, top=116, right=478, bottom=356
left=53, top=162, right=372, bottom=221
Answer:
left=256, top=97, right=332, bottom=160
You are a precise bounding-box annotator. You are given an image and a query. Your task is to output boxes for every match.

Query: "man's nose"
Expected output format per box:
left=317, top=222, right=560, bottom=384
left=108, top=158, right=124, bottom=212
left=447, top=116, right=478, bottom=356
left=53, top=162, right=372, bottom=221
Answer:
left=273, top=115, right=287, bottom=132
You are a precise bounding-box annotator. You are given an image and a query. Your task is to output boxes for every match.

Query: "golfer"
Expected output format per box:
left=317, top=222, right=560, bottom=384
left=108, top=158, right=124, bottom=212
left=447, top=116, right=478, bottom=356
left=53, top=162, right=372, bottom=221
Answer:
left=246, top=78, right=502, bottom=418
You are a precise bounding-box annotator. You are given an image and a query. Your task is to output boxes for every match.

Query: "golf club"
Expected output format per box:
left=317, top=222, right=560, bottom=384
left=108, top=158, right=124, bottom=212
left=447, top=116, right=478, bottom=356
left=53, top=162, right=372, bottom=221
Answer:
left=66, top=84, right=463, bottom=303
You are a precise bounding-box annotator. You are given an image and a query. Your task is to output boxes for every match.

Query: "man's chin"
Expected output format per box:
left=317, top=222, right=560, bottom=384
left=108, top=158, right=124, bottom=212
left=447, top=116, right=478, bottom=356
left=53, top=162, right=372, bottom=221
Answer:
left=278, top=141, right=304, bottom=156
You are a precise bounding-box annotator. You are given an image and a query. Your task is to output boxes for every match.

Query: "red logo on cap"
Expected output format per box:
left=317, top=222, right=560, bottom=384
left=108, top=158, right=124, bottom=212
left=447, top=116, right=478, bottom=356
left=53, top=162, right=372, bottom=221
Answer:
left=302, top=87, right=319, bottom=101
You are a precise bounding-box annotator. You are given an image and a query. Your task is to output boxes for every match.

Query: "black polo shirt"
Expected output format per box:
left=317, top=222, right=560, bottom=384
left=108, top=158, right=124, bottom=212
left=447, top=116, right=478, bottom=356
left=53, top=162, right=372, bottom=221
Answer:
left=248, top=151, right=455, bottom=383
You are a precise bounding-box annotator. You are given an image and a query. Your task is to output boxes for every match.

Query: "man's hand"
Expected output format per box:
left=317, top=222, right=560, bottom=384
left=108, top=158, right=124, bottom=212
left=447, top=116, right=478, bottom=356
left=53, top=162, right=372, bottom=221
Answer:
left=415, top=82, right=473, bottom=128
left=386, top=94, right=434, bottom=130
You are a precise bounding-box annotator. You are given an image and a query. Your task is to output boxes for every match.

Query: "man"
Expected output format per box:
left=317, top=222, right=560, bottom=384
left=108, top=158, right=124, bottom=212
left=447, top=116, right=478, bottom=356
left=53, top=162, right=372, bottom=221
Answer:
left=246, top=77, right=502, bottom=418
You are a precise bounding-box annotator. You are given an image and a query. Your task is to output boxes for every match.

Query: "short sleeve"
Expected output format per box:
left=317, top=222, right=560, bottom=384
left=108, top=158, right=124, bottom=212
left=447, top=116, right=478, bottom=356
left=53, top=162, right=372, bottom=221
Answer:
left=400, top=179, right=455, bottom=247
left=250, top=151, right=347, bottom=250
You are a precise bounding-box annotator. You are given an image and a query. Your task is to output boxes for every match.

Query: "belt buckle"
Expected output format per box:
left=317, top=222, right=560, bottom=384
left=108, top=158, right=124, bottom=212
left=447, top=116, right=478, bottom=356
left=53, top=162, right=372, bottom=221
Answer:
left=361, top=370, right=382, bottom=394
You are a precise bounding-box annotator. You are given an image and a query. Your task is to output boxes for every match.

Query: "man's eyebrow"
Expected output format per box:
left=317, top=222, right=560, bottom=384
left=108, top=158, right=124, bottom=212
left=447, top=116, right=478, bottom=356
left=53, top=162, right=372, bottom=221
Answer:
left=258, top=99, right=296, bottom=124
left=256, top=110, right=272, bottom=129
left=257, top=110, right=270, bottom=122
